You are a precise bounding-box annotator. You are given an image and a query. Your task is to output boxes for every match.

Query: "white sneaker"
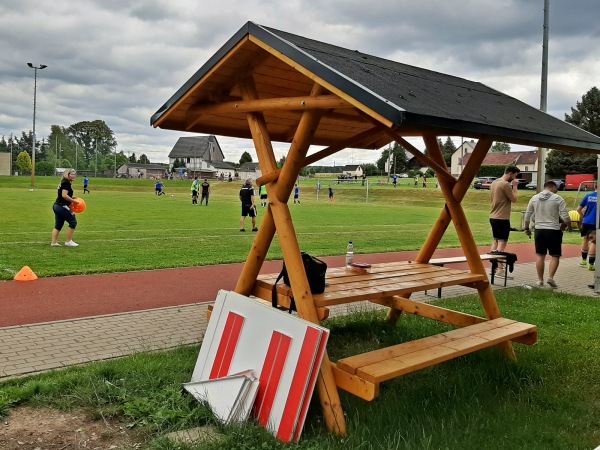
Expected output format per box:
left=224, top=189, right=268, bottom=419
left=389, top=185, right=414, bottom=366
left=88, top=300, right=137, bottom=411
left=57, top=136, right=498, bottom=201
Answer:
left=535, top=281, right=544, bottom=287
left=50, top=242, right=61, bottom=247
left=65, top=240, right=79, bottom=247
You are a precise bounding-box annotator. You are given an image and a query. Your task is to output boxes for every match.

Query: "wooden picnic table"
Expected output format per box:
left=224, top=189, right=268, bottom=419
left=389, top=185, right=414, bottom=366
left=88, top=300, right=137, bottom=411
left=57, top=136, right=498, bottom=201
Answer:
left=252, top=261, right=537, bottom=401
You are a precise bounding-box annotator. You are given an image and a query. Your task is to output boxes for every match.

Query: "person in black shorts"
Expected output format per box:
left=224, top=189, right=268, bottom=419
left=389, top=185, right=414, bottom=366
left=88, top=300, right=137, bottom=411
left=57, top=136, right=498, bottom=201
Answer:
left=523, top=180, right=571, bottom=288
left=200, top=179, right=211, bottom=206
left=259, top=184, right=268, bottom=207
left=51, top=169, right=81, bottom=247
left=239, top=178, right=258, bottom=232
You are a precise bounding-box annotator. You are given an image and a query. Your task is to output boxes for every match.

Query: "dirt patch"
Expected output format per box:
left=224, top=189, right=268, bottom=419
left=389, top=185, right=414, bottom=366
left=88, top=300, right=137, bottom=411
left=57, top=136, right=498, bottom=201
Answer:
left=0, top=406, right=147, bottom=449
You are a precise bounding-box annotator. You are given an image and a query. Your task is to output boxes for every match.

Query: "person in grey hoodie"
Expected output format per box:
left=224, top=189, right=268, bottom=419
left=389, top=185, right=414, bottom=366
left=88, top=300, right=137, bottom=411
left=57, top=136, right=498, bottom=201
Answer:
left=523, top=180, right=572, bottom=288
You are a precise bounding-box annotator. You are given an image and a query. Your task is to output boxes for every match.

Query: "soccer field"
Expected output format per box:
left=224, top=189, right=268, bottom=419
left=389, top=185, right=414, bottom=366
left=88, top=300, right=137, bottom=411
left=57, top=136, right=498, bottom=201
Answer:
left=0, top=176, right=583, bottom=280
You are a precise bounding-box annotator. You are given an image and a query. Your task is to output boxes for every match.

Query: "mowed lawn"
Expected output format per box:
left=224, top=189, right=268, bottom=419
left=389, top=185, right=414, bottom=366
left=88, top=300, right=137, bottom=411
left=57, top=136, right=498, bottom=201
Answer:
left=0, top=175, right=585, bottom=280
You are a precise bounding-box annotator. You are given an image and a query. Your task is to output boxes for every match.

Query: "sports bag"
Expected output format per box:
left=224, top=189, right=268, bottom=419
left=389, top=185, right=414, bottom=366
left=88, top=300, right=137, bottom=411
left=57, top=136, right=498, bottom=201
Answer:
left=272, top=252, right=327, bottom=313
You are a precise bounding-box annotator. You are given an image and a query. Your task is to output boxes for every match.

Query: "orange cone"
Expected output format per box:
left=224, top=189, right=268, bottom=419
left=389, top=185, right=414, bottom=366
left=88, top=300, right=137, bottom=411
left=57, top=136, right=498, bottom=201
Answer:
left=14, top=266, right=38, bottom=281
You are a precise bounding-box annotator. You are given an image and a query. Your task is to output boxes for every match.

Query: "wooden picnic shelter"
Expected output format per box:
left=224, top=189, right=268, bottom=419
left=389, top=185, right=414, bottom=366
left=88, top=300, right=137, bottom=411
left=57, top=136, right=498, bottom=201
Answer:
left=152, top=22, right=600, bottom=435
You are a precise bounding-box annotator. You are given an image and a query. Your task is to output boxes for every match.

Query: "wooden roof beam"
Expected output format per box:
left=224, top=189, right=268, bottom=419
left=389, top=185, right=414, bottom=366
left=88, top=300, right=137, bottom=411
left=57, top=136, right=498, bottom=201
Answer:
left=188, top=95, right=353, bottom=116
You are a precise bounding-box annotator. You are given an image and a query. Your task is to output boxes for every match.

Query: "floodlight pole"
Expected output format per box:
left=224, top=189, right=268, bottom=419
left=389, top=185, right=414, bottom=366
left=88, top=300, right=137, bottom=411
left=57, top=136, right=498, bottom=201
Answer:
left=536, top=0, right=549, bottom=192
left=27, top=63, right=47, bottom=190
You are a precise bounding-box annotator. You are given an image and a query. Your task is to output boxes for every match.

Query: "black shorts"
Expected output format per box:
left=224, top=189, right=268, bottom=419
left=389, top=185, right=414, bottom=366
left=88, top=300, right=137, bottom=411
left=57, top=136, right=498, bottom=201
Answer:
left=580, top=223, right=596, bottom=237
left=534, top=229, right=563, bottom=257
left=53, top=203, right=77, bottom=231
left=241, top=204, right=257, bottom=217
left=294, top=194, right=299, bottom=199
left=490, top=218, right=511, bottom=242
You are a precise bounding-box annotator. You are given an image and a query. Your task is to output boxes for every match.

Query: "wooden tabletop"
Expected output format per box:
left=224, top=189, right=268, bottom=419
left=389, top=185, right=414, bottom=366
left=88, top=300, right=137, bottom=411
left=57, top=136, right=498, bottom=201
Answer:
left=255, top=261, right=487, bottom=308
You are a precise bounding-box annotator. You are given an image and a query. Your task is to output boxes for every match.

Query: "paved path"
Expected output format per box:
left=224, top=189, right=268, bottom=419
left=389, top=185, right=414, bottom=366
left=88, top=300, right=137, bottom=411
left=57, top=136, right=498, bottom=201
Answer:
left=1, top=245, right=597, bottom=380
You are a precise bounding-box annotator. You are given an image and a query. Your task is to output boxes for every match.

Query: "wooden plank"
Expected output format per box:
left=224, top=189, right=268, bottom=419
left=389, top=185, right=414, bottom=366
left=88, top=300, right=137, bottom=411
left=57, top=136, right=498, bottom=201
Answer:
left=330, top=363, right=379, bottom=401
left=372, top=296, right=487, bottom=328
left=337, top=333, right=452, bottom=375
left=429, top=254, right=505, bottom=265
left=346, top=319, right=537, bottom=383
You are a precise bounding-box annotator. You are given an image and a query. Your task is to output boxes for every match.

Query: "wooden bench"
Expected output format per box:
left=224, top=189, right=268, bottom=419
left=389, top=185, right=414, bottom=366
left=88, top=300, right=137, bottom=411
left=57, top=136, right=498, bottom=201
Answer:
left=336, top=317, right=537, bottom=385
left=251, top=261, right=537, bottom=401
left=425, top=253, right=509, bottom=298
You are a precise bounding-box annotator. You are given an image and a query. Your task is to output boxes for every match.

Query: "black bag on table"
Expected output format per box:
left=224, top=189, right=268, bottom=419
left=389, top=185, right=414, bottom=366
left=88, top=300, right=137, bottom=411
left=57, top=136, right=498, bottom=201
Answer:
left=272, top=252, right=327, bottom=313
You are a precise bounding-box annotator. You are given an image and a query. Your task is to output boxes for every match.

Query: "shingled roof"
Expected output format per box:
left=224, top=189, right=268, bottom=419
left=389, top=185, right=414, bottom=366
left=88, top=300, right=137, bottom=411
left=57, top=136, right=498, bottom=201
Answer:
left=462, top=150, right=539, bottom=167
left=167, top=135, right=224, bottom=161
left=152, top=21, right=600, bottom=153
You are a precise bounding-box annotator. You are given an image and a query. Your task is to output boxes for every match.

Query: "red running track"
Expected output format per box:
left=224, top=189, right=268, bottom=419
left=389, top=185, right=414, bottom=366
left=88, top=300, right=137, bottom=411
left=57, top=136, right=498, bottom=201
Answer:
left=0, top=244, right=580, bottom=327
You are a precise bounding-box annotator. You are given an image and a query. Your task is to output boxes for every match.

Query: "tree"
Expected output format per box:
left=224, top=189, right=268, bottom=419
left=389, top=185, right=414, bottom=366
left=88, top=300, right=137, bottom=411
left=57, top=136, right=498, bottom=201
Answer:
left=128, top=152, right=137, bottom=163
left=442, top=137, right=457, bottom=166
left=139, top=154, right=150, bottom=164
left=16, top=151, right=32, bottom=173
left=361, top=163, right=378, bottom=176
left=565, top=86, right=600, bottom=136
left=491, top=142, right=511, bottom=153
left=376, top=143, right=408, bottom=174
left=239, top=151, right=253, bottom=165
left=546, top=87, right=600, bottom=176
left=277, top=155, right=286, bottom=168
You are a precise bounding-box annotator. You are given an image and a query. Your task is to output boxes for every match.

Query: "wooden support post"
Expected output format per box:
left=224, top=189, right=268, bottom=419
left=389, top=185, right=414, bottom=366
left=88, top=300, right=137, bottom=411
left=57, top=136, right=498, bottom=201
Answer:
left=416, top=137, right=492, bottom=262
left=422, top=134, right=515, bottom=359
left=236, top=78, right=347, bottom=435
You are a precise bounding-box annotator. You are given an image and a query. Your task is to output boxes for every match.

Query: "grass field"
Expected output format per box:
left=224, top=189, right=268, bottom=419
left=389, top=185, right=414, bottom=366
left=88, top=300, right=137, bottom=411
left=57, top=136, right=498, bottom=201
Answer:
left=0, top=175, right=586, bottom=280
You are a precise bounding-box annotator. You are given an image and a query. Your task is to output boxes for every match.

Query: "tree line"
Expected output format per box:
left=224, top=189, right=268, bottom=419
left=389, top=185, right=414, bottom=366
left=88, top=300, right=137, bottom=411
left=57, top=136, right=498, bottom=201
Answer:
left=0, top=120, right=152, bottom=176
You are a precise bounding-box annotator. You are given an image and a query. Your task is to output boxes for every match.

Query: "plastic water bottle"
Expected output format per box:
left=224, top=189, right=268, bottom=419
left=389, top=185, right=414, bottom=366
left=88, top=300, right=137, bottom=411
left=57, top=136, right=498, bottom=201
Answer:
left=346, top=241, right=354, bottom=268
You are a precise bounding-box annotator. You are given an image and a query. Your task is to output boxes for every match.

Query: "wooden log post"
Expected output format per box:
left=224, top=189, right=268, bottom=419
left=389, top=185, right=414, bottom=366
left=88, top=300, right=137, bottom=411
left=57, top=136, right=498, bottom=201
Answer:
left=421, top=134, right=515, bottom=359
left=236, top=78, right=347, bottom=435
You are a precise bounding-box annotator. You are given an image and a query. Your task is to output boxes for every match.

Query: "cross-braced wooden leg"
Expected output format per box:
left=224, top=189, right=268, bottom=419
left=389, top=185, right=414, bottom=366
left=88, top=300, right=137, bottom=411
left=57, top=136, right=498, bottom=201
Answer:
left=236, top=78, right=347, bottom=435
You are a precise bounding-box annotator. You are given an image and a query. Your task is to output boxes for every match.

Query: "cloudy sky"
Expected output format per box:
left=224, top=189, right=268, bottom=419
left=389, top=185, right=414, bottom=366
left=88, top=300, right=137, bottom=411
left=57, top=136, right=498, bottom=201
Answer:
left=1, top=0, right=598, bottom=166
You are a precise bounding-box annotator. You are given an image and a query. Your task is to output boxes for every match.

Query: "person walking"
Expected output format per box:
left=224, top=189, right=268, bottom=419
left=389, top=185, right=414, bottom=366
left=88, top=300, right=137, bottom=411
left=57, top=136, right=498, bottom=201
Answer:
left=259, top=184, right=268, bottom=207
left=293, top=184, right=301, bottom=204
left=239, top=178, right=258, bottom=232
left=489, top=165, right=520, bottom=274
left=392, top=174, right=397, bottom=188
left=191, top=177, right=200, bottom=205
left=200, top=178, right=211, bottom=206
left=83, top=176, right=90, bottom=194
left=576, top=183, right=597, bottom=270
left=422, top=174, right=427, bottom=188
left=51, top=169, right=81, bottom=247
left=328, top=185, right=335, bottom=202
left=413, top=175, right=419, bottom=188
left=523, top=180, right=572, bottom=288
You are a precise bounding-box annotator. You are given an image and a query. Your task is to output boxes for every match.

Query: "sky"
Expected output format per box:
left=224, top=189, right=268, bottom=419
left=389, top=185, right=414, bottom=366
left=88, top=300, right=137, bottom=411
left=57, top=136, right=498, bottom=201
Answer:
left=1, top=0, right=598, bottom=167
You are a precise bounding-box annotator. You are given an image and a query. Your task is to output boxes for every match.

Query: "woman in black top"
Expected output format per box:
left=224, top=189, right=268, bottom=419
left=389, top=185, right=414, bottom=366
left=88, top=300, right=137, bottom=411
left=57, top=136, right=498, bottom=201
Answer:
left=51, top=169, right=81, bottom=247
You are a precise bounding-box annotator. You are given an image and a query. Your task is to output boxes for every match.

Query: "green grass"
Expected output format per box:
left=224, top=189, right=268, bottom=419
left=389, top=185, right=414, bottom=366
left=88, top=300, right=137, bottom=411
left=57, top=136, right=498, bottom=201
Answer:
left=1, top=288, right=598, bottom=449
left=0, top=176, right=584, bottom=280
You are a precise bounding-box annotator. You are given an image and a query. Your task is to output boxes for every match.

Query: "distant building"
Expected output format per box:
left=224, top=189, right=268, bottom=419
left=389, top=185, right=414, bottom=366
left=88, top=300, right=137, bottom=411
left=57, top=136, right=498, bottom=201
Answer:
left=455, top=146, right=538, bottom=181
left=238, top=162, right=262, bottom=180
left=117, top=163, right=169, bottom=179
left=167, top=135, right=225, bottom=177
left=342, top=164, right=363, bottom=177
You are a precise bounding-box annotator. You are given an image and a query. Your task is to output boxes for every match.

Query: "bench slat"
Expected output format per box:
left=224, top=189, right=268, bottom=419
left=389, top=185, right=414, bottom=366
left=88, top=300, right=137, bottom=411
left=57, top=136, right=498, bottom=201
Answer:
left=337, top=318, right=537, bottom=383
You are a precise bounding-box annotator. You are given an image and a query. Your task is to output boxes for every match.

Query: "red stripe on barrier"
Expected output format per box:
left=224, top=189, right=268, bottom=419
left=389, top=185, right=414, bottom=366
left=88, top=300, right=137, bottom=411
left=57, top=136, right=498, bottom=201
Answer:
left=209, top=312, right=245, bottom=379
left=277, top=327, right=321, bottom=442
left=293, top=329, right=328, bottom=442
left=254, top=331, right=292, bottom=427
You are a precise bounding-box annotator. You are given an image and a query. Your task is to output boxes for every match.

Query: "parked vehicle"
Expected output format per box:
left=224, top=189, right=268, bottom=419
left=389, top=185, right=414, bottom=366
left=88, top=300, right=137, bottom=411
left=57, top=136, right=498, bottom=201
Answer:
left=525, top=179, right=565, bottom=191
left=473, top=176, right=497, bottom=189
left=565, top=174, right=595, bottom=190
left=516, top=178, right=529, bottom=190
